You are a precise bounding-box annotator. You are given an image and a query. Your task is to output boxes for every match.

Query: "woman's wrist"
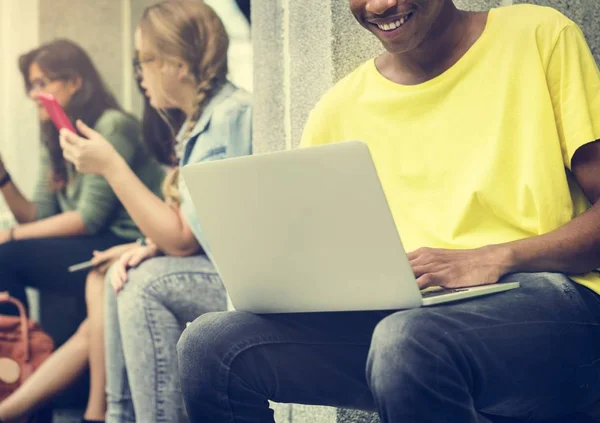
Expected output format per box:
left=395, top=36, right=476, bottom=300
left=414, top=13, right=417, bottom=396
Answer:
left=137, top=237, right=159, bottom=254
left=102, top=153, right=127, bottom=180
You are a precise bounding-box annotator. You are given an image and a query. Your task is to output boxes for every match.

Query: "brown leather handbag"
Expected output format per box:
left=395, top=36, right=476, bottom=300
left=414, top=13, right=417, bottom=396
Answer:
left=0, top=292, right=54, bottom=415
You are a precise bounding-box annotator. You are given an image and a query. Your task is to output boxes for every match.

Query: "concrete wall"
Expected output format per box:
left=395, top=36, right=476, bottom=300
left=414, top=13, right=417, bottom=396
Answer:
left=253, top=0, right=600, bottom=422
left=0, top=0, right=41, bottom=199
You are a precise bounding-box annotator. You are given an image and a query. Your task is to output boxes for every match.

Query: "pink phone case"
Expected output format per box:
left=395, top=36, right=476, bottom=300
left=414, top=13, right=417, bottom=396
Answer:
left=36, top=93, right=76, bottom=133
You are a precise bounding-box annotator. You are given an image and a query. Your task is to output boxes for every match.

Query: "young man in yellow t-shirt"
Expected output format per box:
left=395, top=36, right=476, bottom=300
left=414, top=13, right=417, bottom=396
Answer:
left=178, top=0, right=600, bottom=421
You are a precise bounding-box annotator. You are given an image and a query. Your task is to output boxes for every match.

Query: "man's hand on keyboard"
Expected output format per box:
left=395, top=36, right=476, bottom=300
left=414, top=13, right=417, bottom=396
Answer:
left=408, top=245, right=514, bottom=289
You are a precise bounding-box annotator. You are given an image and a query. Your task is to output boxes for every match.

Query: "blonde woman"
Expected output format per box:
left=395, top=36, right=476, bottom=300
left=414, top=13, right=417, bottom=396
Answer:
left=60, top=1, right=252, bottom=422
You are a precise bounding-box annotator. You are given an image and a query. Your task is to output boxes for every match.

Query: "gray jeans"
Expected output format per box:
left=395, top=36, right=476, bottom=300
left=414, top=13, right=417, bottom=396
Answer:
left=104, top=255, right=227, bottom=423
left=178, top=272, right=600, bottom=423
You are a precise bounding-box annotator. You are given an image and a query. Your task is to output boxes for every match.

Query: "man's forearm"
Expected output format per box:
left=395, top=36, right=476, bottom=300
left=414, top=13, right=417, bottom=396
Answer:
left=499, top=203, right=600, bottom=275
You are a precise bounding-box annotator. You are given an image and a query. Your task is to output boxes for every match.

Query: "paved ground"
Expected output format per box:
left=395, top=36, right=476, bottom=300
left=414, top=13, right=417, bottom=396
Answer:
left=52, top=409, right=82, bottom=423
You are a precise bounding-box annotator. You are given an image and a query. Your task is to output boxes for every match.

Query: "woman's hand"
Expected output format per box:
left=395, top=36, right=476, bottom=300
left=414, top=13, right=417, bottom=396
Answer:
left=59, top=120, right=120, bottom=176
left=90, top=242, right=138, bottom=273
left=111, top=243, right=160, bottom=294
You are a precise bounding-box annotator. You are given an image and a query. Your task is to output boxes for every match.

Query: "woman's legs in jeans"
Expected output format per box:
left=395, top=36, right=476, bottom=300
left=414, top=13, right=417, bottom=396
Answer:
left=105, top=265, right=134, bottom=423
left=105, top=255, right=226, bottom=423
left=178, top=273, right=600, bottom=423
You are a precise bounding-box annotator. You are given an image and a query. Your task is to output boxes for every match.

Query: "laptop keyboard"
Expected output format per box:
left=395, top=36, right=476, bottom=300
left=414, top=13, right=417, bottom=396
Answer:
left=420, top=288, right=469, bottom=298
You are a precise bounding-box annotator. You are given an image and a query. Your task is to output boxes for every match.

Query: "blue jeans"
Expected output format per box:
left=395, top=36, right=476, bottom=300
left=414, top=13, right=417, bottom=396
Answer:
left=104, top=255, right=227, bottom=423
left=178, top=273, right=600, bottom=423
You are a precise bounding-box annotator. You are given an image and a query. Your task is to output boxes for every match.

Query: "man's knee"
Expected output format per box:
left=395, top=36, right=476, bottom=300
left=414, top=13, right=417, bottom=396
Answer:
left=179, top=312, right=246, bottom=363
left=367, top=310, right=452, bottom=388
left=178, top=312, right=261, bottom=384
left=370, top=310, right=439, bottom=351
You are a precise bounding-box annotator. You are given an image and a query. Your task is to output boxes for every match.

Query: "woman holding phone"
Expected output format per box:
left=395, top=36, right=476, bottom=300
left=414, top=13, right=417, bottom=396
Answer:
left=0, top=39, right=164, bottom=423
left=60, top=1, right=252, bottom=421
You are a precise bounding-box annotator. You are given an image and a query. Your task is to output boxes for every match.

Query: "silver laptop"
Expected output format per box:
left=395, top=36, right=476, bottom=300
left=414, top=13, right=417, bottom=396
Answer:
left=182, top=140, right=519, bottom=313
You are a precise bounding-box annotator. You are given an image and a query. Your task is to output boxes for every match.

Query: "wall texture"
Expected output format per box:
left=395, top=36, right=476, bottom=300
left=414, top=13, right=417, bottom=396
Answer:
left=0, top=0, right=40, bottom=198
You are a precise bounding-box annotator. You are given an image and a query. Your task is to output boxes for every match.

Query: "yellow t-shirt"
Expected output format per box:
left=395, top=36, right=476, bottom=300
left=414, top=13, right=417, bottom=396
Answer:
left=300, top=5, right=600, bottom=293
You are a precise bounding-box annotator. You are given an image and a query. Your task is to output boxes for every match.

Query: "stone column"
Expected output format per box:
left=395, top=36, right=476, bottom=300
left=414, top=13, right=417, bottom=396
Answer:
left=253, top=0, right=600, bottom=422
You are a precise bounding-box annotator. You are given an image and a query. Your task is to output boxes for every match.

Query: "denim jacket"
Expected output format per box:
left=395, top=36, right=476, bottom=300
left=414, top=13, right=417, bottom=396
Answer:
left=178, top=81, right=252, bottom=257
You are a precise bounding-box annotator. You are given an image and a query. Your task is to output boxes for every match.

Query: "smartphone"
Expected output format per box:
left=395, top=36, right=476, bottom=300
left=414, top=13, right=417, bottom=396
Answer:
left=35, top=93, right=76, bottom=133
left=67, top=260, right=95, bottom=273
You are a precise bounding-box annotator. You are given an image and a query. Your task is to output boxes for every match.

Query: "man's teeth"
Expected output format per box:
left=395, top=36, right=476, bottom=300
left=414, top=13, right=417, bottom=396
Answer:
left=376, top=13, right=412, bottom=31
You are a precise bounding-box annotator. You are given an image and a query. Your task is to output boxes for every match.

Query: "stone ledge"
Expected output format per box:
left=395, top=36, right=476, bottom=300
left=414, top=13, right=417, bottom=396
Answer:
left=272, top=404, right=379, bottom=423
left=272, top=404, right=600, bottom=423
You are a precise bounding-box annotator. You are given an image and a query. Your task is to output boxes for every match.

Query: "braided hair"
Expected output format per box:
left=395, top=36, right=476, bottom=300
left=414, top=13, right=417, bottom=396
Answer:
left=139, top=0, right=229, bottom=205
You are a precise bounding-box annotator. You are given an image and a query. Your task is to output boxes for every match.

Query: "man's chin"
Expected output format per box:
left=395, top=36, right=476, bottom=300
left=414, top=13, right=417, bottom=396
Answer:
left=381, top=37, right=426, bottom=55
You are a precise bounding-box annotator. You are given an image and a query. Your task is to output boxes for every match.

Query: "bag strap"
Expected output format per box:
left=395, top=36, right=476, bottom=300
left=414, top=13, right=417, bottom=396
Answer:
left=0, top=292, right=30, bottom=363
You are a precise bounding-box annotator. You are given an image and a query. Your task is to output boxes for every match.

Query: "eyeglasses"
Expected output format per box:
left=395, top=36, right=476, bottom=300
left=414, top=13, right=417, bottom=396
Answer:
left=29, top=77, right=60, bottom=93
left=132, top=55, right=157, bottom=78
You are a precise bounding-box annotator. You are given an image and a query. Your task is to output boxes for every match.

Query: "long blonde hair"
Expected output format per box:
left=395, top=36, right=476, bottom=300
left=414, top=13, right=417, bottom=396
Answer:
left=139, top=0, right=229, bottom=205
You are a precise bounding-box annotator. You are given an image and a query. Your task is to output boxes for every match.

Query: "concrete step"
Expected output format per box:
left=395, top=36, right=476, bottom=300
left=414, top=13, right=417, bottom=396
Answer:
left=52, top=408, right=83, bottom=423
left=272, top=404, right=600, bottom=423
left=272, top=404, right=379, bottom=423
